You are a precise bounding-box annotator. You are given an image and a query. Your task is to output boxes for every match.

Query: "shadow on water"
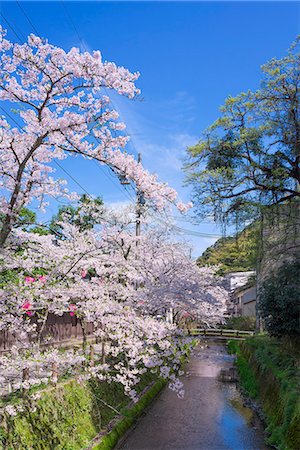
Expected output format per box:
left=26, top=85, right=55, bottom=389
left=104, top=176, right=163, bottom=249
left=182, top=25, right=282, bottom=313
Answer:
left=119, top=340, right=270, bottom=450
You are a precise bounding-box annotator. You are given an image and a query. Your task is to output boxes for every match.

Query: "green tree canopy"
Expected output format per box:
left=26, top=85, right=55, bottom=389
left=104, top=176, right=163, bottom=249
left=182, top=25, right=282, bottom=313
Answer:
left=184, top=37, right=300, bottom=224
left=197, top=222, right=259, bottom=274
left=50, top=194, right=104, bottom=236
left=0, top=207, right=36, bottom=231
left=258, top=259, right=300, bottom=339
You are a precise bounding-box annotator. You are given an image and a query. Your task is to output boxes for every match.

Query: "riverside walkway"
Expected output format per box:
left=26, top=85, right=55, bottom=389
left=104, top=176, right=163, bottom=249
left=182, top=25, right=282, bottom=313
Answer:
left=118, top=342, right=268, bottom=450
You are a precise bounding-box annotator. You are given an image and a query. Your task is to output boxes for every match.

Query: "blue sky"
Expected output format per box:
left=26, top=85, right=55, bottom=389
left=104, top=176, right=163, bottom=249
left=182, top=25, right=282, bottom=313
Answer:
left=1, top=1, right=300, bottom=256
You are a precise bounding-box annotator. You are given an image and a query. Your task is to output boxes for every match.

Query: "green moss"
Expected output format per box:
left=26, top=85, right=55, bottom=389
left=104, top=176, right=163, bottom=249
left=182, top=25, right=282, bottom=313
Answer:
left=1, top=381, right=98, bottom=449
left=0, top=371, right=162, bottom=450
left=236, top=353, right=259, bottom=398
left=230, top=337, right=300, bottom=450
left=93, top=379, right=166, bottom=450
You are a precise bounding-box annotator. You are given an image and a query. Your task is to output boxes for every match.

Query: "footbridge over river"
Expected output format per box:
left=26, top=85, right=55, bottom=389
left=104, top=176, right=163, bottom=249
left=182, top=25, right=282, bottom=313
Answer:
left=190, top=328, right=255, bottom=340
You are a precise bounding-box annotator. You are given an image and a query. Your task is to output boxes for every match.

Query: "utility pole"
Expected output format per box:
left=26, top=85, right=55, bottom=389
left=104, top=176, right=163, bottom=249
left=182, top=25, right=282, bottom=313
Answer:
left=136, top=153, right=142, bottom=242
left=134, top=153, right=143, bottom=291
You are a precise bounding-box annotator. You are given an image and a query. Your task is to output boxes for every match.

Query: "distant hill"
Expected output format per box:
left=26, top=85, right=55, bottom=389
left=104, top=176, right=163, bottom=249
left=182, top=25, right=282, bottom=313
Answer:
left=197, top=222, right=260, bottom=274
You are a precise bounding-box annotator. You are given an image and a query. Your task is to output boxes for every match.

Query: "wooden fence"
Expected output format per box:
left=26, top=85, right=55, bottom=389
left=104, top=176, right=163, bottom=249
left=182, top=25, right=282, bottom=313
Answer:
left=0, top=313, right=94, bottom=352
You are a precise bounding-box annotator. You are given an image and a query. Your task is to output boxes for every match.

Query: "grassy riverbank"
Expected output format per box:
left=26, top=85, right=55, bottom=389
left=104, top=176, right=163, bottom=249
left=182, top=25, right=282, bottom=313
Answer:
left=228, top=336, right=300, bottom=450
left=0, top=341, right=193, bottom=449
left=0, top=371, right=165, bottom=450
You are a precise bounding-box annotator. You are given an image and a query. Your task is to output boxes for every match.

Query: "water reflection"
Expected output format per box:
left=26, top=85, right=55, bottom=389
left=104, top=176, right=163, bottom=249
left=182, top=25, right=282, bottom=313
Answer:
left=119, top=341, right=269, bottom=450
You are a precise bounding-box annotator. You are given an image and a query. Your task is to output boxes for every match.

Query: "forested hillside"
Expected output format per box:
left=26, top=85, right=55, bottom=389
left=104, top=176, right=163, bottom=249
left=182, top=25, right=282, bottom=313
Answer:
left=197, top=223, right=259, bottom=274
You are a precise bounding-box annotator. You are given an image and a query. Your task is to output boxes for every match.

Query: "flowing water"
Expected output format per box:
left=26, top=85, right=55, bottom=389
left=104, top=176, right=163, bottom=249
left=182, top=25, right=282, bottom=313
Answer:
left=118, top=341, right=269, bottom=450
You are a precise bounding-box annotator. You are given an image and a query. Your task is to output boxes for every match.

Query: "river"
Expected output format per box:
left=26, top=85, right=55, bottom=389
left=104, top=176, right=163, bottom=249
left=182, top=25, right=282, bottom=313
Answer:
left=118, top=341, right=269, bottom=450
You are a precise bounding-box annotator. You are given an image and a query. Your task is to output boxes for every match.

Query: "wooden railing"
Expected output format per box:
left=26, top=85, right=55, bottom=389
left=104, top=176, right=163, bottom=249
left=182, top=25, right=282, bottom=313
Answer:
left=190, top=328, right=255, bottom=338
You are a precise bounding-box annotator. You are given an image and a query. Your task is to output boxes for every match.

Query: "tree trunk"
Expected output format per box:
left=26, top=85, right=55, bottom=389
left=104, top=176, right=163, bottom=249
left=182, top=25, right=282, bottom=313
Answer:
left=0, top=214, right=13, bottom=248
left=79, top=319, right=87, bottom=351
left=37, top=310, right=49, bottom=347
left=101, top=340, right=106, bottom=364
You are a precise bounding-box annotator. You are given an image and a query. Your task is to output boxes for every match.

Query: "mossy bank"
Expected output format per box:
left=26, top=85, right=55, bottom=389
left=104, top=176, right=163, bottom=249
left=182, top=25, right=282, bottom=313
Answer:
left=228, top=337, right=300, bottom=450
left=0, top=372, right=165, bottom=450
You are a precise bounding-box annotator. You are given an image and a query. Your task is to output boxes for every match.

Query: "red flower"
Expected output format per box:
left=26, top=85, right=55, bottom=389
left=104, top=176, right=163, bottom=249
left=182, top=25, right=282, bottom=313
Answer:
left=22, top=301, right=32, bottom=310
left=25, top=276, right=35, bottom=284
left=68, top=304, right=77, bottom=317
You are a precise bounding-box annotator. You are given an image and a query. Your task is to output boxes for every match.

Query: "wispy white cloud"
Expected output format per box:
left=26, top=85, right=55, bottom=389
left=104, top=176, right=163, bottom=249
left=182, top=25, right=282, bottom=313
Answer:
left=138, top=132, right=197, bottom=172
left=97, top=89, right=222, bottom=257
left=106, top=200, right=132, bottom=210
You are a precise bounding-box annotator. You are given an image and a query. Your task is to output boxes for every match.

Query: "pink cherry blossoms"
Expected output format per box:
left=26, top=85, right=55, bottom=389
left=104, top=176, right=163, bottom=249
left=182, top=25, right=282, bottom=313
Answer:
left=0, top=30, right=225, bottom=414
left=0, top=209, right=228, bottom=403
left=0, top=28, right=190, bottom=247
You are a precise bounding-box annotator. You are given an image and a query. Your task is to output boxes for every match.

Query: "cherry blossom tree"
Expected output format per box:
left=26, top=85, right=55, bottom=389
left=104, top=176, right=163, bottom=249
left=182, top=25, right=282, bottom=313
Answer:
left=115, top=228, right=228, bottom=325
left=0, top=29, right=224, bottom=409
left=0, top=222, right=188, bottom=400
left=0, top=28, right=190, bottom=247
left=97, top=206, right=228, bottom=324
left=0, top=206, right=228, bottom=401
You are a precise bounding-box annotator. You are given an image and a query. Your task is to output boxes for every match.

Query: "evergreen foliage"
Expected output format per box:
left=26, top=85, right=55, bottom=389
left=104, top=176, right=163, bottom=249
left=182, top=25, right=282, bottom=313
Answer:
left=258, top=259, right=300, bottom=338
left=184, top=38, right=300, bottom=224
left=197, top=222, right=259, bottom=273
left=50, top=194, right=104, bottom=236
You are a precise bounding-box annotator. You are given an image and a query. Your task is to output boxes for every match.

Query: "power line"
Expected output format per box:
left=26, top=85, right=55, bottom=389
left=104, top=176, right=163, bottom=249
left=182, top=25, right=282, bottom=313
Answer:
left=58, top=1, right=137, bottom=205
left=59, top=0, right=140, bottom=163
left=16, top=1, right=41, bottom=37
left=0, top=106, right=22, bottom=128
left=172, top=225, right=223, bottom=238
left=2, top=9, right=136, bottom=210
left=0, top=106, right=95, bottom=201
left=60, top=0, right=86, bottom=51
left=91, top=160, right=135, bottom=204
left=0, top=12, right=23, bottom=43
left=53, top=160, right=93, bottom=197
left=152, top=212, right=224, bottom=238
left=169, top=214, right=215, bottom=225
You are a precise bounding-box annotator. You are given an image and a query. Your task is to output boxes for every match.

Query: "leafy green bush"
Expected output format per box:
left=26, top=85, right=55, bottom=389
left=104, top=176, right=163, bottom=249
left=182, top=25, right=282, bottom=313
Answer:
left=225, top=316, right=256, bottom=331
left=258, top=259, right=300, bottom=338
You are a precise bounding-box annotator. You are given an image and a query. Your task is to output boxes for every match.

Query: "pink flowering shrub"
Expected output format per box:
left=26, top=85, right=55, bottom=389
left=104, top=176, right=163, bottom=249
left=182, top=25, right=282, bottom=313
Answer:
left=68, top=304, right=77, bottom=317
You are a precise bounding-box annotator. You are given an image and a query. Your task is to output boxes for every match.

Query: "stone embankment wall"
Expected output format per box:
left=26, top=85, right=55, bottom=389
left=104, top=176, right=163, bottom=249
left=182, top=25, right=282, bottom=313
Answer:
left=258, top=202, right=300, bottom=284
left=229, top=337, right=300, bottom=450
